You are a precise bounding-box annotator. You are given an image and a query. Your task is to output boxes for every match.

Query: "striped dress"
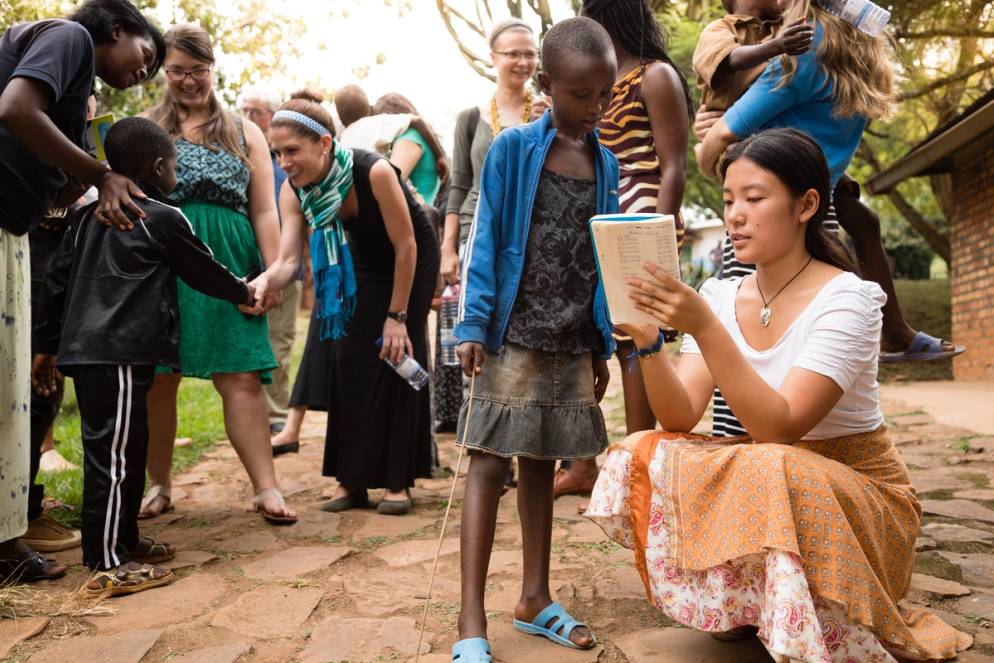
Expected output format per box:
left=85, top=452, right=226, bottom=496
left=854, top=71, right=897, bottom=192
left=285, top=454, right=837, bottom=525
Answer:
left=598, top=65, right=685, bottom=245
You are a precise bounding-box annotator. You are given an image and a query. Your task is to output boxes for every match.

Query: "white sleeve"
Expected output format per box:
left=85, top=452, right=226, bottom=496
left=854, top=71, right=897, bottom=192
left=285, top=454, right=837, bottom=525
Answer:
left=680, top=277, right=729, bottom=355
left=793, top=279, right=886, bottom=391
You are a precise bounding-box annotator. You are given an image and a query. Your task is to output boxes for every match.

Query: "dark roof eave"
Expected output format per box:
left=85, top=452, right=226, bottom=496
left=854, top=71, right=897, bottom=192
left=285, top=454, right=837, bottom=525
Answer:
left=867, top=98, right=994, bottom=195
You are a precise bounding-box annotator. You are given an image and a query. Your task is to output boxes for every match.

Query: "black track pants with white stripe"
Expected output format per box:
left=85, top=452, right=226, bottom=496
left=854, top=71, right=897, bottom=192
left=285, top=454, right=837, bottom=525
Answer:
left=75, top=365, right=155, bottom=571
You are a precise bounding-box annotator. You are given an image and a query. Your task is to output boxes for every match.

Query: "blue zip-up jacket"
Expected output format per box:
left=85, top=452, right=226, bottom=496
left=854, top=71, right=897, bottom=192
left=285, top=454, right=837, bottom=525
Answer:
left=455, top=110, right=620, bottom=358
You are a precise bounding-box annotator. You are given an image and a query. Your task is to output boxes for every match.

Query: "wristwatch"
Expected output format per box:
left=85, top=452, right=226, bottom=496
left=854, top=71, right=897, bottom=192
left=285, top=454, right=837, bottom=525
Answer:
left=386, top=310, right=408, bottom=323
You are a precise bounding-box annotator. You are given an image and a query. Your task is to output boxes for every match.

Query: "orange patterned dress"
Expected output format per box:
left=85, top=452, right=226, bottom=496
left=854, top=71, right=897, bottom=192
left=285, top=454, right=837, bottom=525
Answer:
left=587, top=428, right=972, bottom=662
left=597, top=64, right=685, bottom=245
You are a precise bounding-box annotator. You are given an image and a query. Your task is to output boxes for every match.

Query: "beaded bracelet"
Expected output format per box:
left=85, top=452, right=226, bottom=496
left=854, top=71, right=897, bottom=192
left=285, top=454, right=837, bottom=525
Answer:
left=625, top=330, right=667, bottom=360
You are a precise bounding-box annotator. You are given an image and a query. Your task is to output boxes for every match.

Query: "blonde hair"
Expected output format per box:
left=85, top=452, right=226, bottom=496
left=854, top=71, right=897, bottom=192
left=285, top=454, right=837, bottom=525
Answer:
left=778, top=1, right=895, bottom=120
left=145, top=24, right=249, bottom=163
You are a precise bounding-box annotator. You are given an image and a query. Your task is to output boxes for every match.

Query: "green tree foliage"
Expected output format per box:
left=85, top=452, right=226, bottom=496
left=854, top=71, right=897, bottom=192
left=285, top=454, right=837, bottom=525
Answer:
left=438, top=0, right=992, bottom=261
left=1, top=0, right=303, bottom=119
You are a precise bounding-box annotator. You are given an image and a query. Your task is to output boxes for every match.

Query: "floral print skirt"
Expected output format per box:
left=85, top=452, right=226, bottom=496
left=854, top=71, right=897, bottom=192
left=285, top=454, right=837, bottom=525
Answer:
left=586, top=429, right=972, bottom=662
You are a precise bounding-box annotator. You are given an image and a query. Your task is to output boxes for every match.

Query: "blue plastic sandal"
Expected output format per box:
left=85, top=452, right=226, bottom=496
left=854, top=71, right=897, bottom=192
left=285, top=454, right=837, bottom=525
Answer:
left=879, top=331, right=965, bottom=364
left=452, top=637, right=492, bottom=662
left=512, top=602, right=596, bottom=650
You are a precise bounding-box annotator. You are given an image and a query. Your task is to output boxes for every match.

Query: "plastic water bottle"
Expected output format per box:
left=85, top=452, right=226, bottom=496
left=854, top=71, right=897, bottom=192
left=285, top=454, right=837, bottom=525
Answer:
left=439, top=285, right=461, bottom=367
left=815, top=0, right=891, bottom=36
left=375, top=338, right=430, bottom=390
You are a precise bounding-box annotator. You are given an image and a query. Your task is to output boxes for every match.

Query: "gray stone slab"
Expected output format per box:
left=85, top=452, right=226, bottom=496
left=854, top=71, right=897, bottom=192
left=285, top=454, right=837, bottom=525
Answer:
left=218, top=531, right=282, bottom=553
left=920, top=499, right=994, bottom=524
left=936, top=552, right=994, bottom=588
left=168, top=641, right=253, bottom=663
left=909, top=573, right=972, bottom=598
left=86, top=574, right=228, bottom=634
left=615, top=627, right=774, bottom=662
left=27, top=628, right=160, bottom=663
left=344, top=569, right=458, bottom=616
left=211, top=586, right=323, bottom=639
left=490, top=620, right=603, bottom=662
left=298, top=616, right=432, bottom=662
left=166, top=549, right=218, bottom=570
left=373, top=538, right=459, bottom=568
left=240, top=545, right=351, bottom=580
left=953, top=591, right=994, bottom=619
left=921, top=522, right=994, bottom=544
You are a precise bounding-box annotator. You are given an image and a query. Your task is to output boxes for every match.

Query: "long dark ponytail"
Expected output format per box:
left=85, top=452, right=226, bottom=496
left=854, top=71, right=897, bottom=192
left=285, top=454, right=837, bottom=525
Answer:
left=580, top=0, right=695, bottom=121
left=719, top=128, right=858, bottom=273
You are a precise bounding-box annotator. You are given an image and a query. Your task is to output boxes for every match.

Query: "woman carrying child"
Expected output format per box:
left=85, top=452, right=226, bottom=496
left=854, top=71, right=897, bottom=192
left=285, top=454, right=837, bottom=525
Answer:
left=586, top=128, right=971, bottom=661
left=696, top=0, right=962, bottom=369
left=142, top=24, right=296, bottom=524
left=552, top=0, right=696, bottom=500
left=451, top=17, right=619, bottom=661
left=249, top=90, right=439, bottom=516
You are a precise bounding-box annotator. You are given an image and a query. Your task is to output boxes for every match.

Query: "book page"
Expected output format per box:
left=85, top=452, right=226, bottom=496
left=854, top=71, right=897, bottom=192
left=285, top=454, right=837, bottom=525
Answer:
left=590, top=215, right=680, bottom=326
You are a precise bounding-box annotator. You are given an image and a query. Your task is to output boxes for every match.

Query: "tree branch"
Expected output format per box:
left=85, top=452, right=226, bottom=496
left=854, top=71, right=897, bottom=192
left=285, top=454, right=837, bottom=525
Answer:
left=896, top=29, right=994, bottom=39
left=899, top=59, right=994, bottom=101
left=857, top=142, right=950, bottom=262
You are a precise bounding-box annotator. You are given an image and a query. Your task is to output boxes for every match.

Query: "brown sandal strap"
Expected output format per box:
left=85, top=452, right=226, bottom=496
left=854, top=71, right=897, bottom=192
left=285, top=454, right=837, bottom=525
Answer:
left=87, top=563, right=171, bottom=591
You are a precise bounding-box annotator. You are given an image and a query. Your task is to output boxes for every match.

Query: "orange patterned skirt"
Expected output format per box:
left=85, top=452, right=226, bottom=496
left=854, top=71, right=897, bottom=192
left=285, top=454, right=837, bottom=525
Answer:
left=586, top=427, right=972, bottom=662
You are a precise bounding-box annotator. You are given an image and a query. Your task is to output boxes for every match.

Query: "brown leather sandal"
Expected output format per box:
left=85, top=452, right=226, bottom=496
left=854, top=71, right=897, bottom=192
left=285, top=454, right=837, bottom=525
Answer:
left=84, top=562, right=175, bottom=597
left=129, top=536, right=176, bottom=564
left=552, top=469, right=598, bottom=499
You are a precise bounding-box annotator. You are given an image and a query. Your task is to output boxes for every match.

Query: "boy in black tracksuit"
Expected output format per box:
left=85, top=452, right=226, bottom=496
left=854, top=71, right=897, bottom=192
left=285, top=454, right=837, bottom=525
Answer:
left=34, top=117, right=257, bottom=595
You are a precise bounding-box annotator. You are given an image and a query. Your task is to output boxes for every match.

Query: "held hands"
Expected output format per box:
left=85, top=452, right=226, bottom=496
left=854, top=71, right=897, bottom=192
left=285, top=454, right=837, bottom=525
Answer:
left=380, top=318, right=414, bottom=364
left=31, top=354, right=61, bottom=397
left=94, top=170, right=147, bottom=231
left=457, top=341, right=486, bottom=378
left=775, top=19, right=814, bottom=56
left=238, top=273, right=282, bottom=315
left=626, top=263, right=717, bottom=338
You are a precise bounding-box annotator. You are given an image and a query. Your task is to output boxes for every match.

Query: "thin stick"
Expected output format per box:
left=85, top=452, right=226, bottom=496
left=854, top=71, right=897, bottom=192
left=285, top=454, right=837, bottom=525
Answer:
left=416, top=371, right=476, bottom=662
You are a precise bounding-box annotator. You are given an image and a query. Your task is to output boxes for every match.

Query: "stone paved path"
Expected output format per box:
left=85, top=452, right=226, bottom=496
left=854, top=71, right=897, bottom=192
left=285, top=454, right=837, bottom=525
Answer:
left=3, top=365, right=993, bottom=662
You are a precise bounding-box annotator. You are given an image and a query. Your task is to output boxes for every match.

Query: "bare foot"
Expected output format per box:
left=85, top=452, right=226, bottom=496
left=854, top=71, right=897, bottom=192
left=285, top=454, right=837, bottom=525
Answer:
left=257, top=491, right=297, bottom=520
left=175, top=437, right=193, bottom=448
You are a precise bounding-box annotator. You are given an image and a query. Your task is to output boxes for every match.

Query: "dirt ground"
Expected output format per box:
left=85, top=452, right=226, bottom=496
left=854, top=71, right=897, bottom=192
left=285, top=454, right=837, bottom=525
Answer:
left=2, top=360, right=993, bottom=662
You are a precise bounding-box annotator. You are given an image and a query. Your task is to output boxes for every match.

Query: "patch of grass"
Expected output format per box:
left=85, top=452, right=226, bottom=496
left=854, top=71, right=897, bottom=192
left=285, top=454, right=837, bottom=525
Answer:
left=964, top=613, right=992, bottom=628
left=957, top=473, right=991, bottom=489
left=39, top=312, right=312, bottom=528
left=913, top=552, right=963, bottom=582
left=878, top=279, right=953, bottom=383
left=919, top=489, right=955, bottom=500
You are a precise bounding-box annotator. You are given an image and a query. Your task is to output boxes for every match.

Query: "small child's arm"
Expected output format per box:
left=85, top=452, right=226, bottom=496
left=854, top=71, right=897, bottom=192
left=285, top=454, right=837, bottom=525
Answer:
left=724, top=19, right=813, bottom=72
left=32, top=216, right=78, bottom=395
left=154, top=212, right=253, bottom=306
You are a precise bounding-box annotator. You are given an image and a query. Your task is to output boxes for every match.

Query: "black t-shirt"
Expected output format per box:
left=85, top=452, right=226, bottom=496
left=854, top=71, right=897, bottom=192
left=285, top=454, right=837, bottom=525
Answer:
left=0, top=20, right=95, bottom=236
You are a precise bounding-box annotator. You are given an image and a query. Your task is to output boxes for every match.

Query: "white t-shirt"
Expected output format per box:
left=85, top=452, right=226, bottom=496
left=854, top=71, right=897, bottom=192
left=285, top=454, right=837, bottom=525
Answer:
left=681, top=272, right=887, bottom=440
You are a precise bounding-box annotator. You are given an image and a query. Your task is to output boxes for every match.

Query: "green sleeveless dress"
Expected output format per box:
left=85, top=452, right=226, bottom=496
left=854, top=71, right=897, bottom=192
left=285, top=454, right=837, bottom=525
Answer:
left=166, top=135, right=276, bottom=380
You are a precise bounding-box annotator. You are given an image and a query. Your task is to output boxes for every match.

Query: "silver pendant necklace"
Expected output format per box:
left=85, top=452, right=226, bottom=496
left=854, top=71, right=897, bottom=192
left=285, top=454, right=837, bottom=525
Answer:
left=756, top=256, right=813, bottom=328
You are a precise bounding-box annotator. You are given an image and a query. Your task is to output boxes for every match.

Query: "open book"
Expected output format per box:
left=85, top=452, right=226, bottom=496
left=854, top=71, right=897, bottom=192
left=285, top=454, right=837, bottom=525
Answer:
left=589, top=213, right=681, bottom=326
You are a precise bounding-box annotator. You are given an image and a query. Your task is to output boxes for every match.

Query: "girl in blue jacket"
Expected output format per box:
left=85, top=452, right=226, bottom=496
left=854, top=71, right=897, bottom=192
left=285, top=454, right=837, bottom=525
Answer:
left=452, top=17, right=619, bottom=661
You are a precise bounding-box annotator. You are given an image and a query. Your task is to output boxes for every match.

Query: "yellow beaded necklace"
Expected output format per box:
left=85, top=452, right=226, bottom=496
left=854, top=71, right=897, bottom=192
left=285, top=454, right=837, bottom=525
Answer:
left=489, top=91, right=533, bottom=137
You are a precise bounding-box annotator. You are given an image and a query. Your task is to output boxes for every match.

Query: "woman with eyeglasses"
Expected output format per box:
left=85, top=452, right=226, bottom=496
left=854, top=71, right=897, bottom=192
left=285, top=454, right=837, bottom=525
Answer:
left=141, top=23, right=296, bottom=525
left=437, top=18, right=543, bottom=436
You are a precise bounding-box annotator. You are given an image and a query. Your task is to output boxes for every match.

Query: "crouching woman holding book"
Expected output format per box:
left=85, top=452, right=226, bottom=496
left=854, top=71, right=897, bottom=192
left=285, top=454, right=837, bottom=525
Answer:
left=585, top=128, right=970, bottom=662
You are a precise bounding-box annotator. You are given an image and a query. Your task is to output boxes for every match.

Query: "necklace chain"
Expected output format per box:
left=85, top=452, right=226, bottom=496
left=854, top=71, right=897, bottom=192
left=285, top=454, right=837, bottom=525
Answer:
left=489, top=91, right=532, bottom=137
left=755, top=256, right=813, bottom=328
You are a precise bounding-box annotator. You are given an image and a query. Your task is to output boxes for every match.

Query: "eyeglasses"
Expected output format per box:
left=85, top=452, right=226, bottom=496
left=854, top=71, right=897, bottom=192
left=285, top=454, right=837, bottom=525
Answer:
left=494, top=50, right=539, bottom=62
left=165, top=66, right=212, bottom=82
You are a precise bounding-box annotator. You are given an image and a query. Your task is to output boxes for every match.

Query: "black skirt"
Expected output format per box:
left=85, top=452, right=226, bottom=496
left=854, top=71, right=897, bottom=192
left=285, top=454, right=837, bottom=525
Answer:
left=288, top=306, right=332, bottom=412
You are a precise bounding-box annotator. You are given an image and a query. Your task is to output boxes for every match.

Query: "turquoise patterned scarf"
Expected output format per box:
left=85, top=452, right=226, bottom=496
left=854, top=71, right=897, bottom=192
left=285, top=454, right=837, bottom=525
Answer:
left=296, top=142, right=356, bottom=339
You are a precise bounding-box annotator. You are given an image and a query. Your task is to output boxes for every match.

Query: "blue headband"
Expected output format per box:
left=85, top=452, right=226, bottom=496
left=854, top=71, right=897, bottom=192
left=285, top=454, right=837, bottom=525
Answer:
left=273, top=110, right=331, bottom=137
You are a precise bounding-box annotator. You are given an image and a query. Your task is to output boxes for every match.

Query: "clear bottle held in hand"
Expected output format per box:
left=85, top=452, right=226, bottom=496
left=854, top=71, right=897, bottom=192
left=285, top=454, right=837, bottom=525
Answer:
left=439, top=285, right=461, bottom=367
left=375, top=338, right=430, bottom=390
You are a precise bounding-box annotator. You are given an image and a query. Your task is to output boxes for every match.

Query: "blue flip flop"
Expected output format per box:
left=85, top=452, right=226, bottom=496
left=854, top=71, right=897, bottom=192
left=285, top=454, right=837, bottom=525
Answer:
left=452, top=637, right=492, bottom=662
left=879, top=331, right=965, bottom=364
left=512, top=602, right=596, bottom=650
